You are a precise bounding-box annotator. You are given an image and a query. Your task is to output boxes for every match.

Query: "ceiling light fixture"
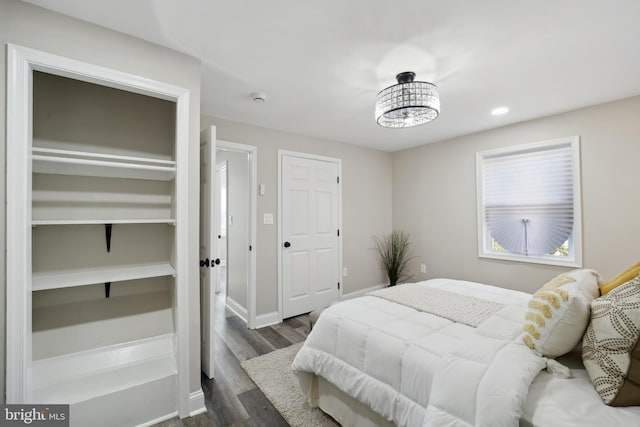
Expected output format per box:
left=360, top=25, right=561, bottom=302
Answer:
left=491, top=106, right=509, bottom=116
left=375, top=71, right=440, bottom=128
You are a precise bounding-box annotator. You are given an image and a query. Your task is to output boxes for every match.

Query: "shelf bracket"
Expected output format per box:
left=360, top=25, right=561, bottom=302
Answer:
left=105, top=223, right=112, bottom=253
left=105, top=282, right=111, bottom=298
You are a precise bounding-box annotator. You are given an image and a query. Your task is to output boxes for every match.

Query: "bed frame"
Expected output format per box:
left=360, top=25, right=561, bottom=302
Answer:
left=315, top=375, right=394, bottom=427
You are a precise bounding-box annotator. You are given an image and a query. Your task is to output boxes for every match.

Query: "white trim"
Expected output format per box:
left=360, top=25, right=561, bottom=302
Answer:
left=340, top=283, right=386, bottom=300
left=226, top=297, right=249, bottom=323
left=217, top=140, right=258, bottom=328
left=254, top=311, right=280, bottom=329
left=174, top=87, right=192, bottom=419
left=189, top=389, right=207, bottom=416
left=475, top=136, right=582, bottom=268
left=6, top=43, right=33, bottom=404
left=10, top=44, right=182, bottom=100
left=277, top=150, right=343, bottom=322
left=5, top=44, right=192, bottom=418
left=136, top=412, right=178, bottom=427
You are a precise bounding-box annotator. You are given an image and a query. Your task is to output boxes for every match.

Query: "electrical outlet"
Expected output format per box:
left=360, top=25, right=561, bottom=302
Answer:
left=420, top=264, right=427, bottom=274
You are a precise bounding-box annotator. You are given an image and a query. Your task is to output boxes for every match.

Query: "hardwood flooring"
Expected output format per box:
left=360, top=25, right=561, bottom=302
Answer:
left=155, top=287, right=311, bottom=427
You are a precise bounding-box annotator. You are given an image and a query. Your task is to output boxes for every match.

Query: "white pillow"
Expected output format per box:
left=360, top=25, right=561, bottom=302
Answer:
left=523, top=269, right=601, bottom=357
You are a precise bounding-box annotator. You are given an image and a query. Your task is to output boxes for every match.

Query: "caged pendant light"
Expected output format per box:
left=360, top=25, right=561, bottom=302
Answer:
left=375, top=71, right=440, bottom=128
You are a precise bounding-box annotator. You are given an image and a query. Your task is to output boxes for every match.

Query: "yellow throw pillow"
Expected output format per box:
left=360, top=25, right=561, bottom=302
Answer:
left=600, top=261, right=640, bottom=295
left=523, top=269, right=601, bottom=357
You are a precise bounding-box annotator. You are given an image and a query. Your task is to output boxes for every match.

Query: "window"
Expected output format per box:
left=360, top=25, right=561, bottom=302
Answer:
left=476, top=137, right=582, bottom=267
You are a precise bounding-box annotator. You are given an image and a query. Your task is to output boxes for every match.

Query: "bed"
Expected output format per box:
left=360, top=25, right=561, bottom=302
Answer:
left=291, top=276, right=640, bottom=426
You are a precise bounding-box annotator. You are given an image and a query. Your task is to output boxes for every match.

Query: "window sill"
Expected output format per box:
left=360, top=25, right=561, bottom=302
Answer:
left=478, top=252, right=582, bottom=268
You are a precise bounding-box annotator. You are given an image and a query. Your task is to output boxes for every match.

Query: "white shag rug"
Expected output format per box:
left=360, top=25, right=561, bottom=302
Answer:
left=241, top=342, right=338, bottom=427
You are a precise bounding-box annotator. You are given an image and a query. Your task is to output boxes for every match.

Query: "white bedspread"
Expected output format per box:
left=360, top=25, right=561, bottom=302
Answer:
left=292, top=279, right=545, bottom=427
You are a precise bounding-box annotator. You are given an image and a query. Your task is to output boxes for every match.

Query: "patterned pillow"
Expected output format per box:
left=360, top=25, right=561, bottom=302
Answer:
left=523, top=269, right=600, bottom=357
left=582, top=275, right=640, bottom=406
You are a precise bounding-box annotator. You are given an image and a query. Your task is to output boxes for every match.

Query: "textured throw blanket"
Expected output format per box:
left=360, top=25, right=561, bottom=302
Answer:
left=369, top=284, right=506, bottom=327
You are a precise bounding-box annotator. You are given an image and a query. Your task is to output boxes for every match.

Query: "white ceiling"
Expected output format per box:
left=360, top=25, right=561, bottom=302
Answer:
left=21, top=0, right=640, bottom=152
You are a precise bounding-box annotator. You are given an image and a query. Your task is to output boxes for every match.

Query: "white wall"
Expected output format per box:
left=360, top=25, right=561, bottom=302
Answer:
left=201, top=116, right=394, bottom=315
left=0, top=0, right=202, bottom=399
left=393, top=95, right=640, bottom=294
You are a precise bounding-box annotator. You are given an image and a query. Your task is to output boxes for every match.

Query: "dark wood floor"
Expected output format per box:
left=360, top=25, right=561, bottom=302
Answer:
left=155, top=288, right=311, bottom=427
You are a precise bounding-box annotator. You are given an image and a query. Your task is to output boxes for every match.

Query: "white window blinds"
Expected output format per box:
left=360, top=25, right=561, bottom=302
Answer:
left=478, top=138, right=580, bottom=263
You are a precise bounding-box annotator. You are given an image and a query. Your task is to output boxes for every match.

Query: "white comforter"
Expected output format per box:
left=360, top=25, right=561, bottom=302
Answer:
left=292, top=279, right=546, bottom=427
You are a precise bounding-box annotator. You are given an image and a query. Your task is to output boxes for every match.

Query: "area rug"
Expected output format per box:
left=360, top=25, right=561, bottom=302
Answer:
left=241, top=342, right=338, bottom=427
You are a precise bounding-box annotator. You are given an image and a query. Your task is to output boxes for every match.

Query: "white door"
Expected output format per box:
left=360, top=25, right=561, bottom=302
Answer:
left=200, top=126, right=219, bottom=379
left=281, top=153, right=341, bottom=318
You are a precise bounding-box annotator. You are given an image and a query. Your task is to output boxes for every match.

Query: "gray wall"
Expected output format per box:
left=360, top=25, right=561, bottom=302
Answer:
left=393, top=95, right=640, bottom=294
left=216, top=149, right=249, bottom=311
left=0, top=0, right=202, bottom=398
left=201, top=116, right=394, bottom=316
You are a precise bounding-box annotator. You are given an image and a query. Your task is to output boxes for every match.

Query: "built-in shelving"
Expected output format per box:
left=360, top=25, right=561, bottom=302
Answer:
left=32, top=219, right=176, bottom=226
left=31, top=334, right=176, bottom=404
left=32, top=262, right=176, bottom=291
left=32, top=147, right=176, bottom=181
left=6, top=46, right=193, bottom=424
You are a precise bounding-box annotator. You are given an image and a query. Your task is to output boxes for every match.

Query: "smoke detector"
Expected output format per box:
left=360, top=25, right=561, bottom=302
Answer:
left=251, top=92, right=267, bottom=103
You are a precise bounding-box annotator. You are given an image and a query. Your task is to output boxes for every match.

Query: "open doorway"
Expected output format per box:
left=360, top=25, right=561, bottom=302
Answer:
left=216, top=140, right=257, bottom=328
left=215, top=161, right=227, bottom=295
left=200, top=129, right=257, bottom=380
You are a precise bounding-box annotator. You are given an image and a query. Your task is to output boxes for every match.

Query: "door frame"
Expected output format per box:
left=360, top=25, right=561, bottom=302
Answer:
left=217, top=140, right=258, bottom=328
left=215, top=160, right=228, bottom=274
left=6, top=44, right=193, bottom=415
left=277, top=150, right=343, bottom=321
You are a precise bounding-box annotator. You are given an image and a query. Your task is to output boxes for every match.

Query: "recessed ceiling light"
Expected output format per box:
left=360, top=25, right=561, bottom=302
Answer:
left=491, top=106, right=509, bottom=116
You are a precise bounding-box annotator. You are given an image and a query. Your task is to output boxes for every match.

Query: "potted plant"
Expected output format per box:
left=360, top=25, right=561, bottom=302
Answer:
left=373, top=230, right=415, bottom=286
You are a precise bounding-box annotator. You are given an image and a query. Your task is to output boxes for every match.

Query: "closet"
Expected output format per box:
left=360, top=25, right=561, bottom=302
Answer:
left=6, top=45, right=192, bottom=426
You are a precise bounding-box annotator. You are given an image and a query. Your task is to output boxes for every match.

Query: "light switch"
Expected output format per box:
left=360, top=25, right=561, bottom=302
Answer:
left=259, top=184, right=265, bottom=196
left=263, top=213, right=274, bottom=225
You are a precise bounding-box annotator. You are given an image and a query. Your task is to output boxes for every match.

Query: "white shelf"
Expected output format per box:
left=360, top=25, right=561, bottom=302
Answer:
left=31, top=334, right=177, bottom=404
left=32, top=262, right=176, bottom=291
left=32, top=219, right=176, bottom=226
left=32, top=147, right=176, bottom=181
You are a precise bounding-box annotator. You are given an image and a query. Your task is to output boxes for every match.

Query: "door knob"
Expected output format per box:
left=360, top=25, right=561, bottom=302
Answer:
left=200, top=258, right=210, bottom=267
left=284, top=241, right=291, bottom=248
left=214, top=258, right=221, bottom=265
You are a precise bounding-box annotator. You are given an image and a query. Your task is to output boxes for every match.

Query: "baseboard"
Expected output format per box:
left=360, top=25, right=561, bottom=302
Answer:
left=136, top=411, right=177, bottom=427
left=340, top=283, right=385, bottom=300
left=226, top=297, right=248, bottom=323
left=254, top=311, right=280, bottom=328
left=189, top=389, right=206, bottom=416
left=136, top=390, right=205, bottom=426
